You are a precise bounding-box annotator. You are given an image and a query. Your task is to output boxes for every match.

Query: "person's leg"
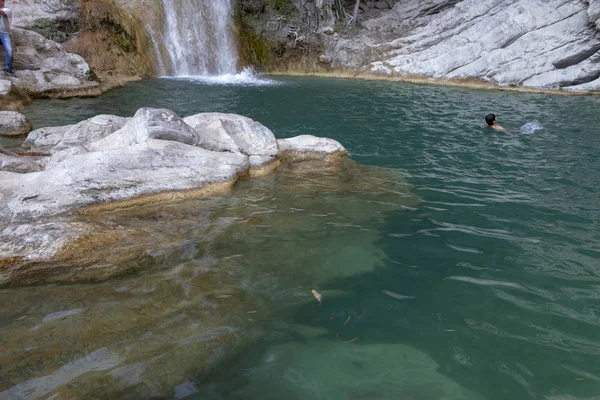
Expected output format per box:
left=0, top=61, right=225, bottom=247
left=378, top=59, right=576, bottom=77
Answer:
left=3, top=33, right=12, bottom=72
left=0, top=32, right=13, bottom=73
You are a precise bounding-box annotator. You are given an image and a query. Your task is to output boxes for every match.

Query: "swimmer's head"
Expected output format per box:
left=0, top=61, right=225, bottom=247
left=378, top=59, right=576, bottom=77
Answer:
left=485, top=114, right=496, bottom=126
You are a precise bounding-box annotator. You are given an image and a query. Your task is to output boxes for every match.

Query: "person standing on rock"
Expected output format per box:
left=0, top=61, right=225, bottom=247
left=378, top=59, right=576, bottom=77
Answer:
left=0, top=0, right=14, bottom=77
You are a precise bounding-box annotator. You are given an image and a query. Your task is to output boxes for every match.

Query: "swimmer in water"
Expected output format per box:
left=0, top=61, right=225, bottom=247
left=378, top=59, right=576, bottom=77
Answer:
left=485, top=113, right=508, bottom=132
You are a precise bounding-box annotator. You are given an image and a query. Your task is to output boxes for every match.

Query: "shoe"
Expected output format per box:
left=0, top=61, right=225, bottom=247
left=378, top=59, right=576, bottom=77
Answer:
left=4, top=70, right=15, bottom=77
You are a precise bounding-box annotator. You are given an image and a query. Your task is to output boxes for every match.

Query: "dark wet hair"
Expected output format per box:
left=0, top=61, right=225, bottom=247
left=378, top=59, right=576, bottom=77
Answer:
left=485, top=114, right=496, bottom=126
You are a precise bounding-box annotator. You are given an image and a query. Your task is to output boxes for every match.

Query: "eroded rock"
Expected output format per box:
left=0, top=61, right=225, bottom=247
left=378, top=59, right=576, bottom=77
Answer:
left=11, top=28, right=100, bottom=97
left=51, top=115, right=130, bottom=153
left=11, top=0, right=79, bottom=28
left=184, top=112, right=278, bottom=160
left=89, top=108, right=197, bottom=152
left=364, top=0, right=600, bottom=90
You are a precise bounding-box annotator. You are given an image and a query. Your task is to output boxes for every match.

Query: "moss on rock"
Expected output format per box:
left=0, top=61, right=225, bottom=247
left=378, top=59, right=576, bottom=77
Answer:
left=63, top=0, right=157, bottom=79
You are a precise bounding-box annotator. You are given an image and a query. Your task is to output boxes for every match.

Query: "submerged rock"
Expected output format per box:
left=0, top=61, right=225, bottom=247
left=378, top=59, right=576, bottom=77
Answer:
left=0, top=108, right=348, bottom=286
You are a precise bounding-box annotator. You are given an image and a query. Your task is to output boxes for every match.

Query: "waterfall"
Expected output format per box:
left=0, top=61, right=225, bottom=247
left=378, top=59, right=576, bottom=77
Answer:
left=154, top=0, right=238, bottom=76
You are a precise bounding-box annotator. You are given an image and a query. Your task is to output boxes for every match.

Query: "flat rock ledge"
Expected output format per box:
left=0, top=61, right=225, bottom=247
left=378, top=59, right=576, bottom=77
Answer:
left=0, top=108, right=346, bottom=287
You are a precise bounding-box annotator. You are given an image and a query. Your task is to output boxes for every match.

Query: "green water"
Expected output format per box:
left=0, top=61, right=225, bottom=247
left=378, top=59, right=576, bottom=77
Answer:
left=2, top=77, right=600, bottom=399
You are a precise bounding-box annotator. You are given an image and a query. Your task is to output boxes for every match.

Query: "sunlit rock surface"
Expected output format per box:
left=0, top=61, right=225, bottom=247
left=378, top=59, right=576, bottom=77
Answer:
left=365, top=0, right=600, bottom=90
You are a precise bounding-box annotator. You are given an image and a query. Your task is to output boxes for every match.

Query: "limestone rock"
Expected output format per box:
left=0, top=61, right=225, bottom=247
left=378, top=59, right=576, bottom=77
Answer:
left=0, top=107, right=349, bottom=286
left=321, top=33, right=378, bottom=70
left=24, top=114, right=127, bottom=156
left=89, top=108, right=197, bottom=152
left=183, top=112, right=278, bottom=159
left=364, top=0, right=600, bottom=90
left=0, top=111, right=32, bottom=136
left=1, top=139, right=249, bottom=223
left=183, top=113, right=241, bottom=153
left=374, top=1, right=392, bottom=10
left=9, top=28, right=99, bottom=97
left=0, top=153, right=42, bottom=173
left=23, top=125, right=72, bottom=152
left=588, top=0, right=600, bottom=28
left=278, top=135, right=347, bottom=161
left=11, top=0, right=79, bottom=28
left=0, top=79, right=12, bottom=96
left=51, top=115, right=130, bottom=153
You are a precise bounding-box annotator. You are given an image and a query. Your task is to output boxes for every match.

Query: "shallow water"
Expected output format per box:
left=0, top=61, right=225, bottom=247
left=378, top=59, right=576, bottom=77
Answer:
left=2, top=77, right=600, bottom=399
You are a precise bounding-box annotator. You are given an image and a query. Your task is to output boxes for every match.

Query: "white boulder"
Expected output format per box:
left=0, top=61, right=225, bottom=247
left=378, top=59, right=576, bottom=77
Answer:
left=184, top=112, right=279, bottom=160
left=278, top=135, right=347, bottom=161
left=24, top=125, right=72, bottom=152
left=0, top=111, right=32, bottom=136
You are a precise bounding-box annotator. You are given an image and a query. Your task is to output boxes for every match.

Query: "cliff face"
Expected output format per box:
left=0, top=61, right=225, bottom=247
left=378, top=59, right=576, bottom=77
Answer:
left=10, top=0, right=600, bottom=91
left=12, top=0, right=157, bottom=79
left=237, top=0, right=600, bottom=91
left=366, top=0, right=600, bottom=90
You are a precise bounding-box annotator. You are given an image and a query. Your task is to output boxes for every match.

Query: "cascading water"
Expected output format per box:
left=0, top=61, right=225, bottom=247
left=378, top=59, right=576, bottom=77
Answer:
left=154, top=0, right=238, bottom=76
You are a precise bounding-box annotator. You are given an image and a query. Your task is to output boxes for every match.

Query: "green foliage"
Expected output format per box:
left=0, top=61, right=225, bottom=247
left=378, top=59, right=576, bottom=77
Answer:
left=267, top=0, right=295, bottom=15
left=28, top=18, right=78, bottom=43
left=81, top=13, right=137, bottom=53
left=234, top=10, right=273, bottom=69
left=77, top=3, right=138, bottom=53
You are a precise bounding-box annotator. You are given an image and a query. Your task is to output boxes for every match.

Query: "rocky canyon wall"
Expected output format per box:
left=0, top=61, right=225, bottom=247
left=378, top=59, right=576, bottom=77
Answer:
left=6, top=0, right=600, bottom=92
left=236, top=0, right=600, bottom=91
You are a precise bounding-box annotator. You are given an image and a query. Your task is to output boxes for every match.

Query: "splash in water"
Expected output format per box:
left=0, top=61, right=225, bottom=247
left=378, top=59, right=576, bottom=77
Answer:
left=164, top=68, right=282, bottom=86
left=519, top=120, right=544, bottom=134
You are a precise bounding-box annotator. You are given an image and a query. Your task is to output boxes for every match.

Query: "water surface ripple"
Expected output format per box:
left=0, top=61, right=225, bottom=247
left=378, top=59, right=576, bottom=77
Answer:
left=1, top=77, right=599, bottom=399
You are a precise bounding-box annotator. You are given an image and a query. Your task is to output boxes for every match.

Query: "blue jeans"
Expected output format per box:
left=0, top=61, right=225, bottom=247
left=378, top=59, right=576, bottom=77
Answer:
left=0, top=32, right=13, bottom=72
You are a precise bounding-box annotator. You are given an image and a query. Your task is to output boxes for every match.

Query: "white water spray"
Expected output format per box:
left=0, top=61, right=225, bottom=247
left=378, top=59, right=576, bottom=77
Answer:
left=519, top=120, right=544, bottom=135
left=156, top=0, right=238, bottom=76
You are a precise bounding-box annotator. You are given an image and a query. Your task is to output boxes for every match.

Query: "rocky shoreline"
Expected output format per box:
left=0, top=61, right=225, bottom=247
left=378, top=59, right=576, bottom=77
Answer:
left=0, top=0, right=598, bottom=113
left=239, top=0, right=600, bottom=93
left=0, top=108, right=347, bottom=287
left=269, top=70, right=600, bottom=96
